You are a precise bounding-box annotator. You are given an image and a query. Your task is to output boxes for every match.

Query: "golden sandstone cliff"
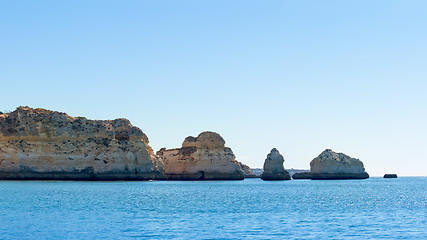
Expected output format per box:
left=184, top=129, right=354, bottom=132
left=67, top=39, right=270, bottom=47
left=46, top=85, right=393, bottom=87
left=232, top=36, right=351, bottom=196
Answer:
left=157, top=132, right=245, bottom=180
left=0, top=107, right=165, bottom=180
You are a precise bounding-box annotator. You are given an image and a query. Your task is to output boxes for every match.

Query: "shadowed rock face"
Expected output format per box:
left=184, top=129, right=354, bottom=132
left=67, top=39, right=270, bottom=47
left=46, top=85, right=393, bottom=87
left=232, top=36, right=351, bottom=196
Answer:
left=157, top=131, right=244, bottom=180
left=293, top=149, right=369, bottom=180
left=238, top=162, right=256, bottom=178
left=0, top=107, right=165, bottom=180
left=261, top=148, right=291, bottom=180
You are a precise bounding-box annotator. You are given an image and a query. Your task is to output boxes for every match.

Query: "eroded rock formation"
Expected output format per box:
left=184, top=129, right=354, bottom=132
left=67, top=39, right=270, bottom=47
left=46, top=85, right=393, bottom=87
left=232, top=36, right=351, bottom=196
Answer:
left=157, top=131, right=245, bottom=180
left=0, top=107, right=165, bottom=180
left=293, top=149, right=369, bottom=180
left=261, top=148, right=291, bottom=180
left=238, top=162, right=256, bottom=178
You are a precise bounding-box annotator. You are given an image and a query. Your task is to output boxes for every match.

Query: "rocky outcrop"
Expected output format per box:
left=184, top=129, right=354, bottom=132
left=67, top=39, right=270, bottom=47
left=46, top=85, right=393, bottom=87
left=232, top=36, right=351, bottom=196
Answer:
left=0, top=107, right=165, bottom=180
left=157, top=131, right=245, bottom=180
left=384, top=174, right=397, bottom=178
left=261, top=148, right=291, bottom=180
left=291, top=172, right=313, bottom=179
left=292, top=149, right=369, bottom=180
left=238, top=162, right=257, bottom=178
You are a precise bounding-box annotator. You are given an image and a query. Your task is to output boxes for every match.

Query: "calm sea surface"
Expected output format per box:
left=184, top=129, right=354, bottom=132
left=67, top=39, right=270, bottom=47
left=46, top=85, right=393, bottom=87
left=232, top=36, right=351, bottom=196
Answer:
left=0, top=177, right=425, bottom=239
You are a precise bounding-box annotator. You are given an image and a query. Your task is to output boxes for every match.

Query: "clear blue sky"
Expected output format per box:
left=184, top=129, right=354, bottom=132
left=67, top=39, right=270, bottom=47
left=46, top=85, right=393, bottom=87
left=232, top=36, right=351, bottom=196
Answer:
left=1, top=0, right=426, bottom=176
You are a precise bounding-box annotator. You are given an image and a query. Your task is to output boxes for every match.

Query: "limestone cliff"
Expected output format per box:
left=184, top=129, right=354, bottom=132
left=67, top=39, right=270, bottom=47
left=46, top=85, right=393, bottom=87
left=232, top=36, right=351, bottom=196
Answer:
left=157, top=131, right=245, bottom=180
left=261, top=148, right=291, bottom=180
left=0, top=107, right=165, bottom=180
left=293, top=149, right=369, bottom=180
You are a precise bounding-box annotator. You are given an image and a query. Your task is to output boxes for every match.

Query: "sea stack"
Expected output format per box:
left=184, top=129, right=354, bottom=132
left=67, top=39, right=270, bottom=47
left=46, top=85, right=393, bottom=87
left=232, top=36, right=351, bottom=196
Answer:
left=261, top=148, right=291, bottom=180
left=157, top=131, right=245, bottom=180
left=0, top=107, right=165, bottom=180
left=293, top=149, right=369, bottom=180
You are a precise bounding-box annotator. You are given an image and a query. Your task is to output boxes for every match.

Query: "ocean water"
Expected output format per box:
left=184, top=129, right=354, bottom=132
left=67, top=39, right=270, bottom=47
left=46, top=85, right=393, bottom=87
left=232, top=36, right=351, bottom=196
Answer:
left=0, top=178, right=425, bottom=239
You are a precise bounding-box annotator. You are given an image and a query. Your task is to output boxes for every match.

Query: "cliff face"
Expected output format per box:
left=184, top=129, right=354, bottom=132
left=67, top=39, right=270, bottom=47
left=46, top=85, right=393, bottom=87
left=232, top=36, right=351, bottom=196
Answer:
left=293, top=149, right=369, bottom=180
left=157, top=131, right=245, bottom=180
left=261, top=148, right=291, bottom=180
left=0, top=107, right=165, bottom=180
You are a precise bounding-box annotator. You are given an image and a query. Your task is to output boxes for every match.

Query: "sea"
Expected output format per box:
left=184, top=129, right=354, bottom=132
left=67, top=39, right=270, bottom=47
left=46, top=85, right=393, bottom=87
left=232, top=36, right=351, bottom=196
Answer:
left=0, top=177, right=425, bottom=239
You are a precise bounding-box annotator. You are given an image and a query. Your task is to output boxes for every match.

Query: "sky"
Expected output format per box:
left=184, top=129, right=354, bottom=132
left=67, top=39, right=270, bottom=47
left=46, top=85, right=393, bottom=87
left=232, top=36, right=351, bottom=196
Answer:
left=1, top=0, right=426, bottom=176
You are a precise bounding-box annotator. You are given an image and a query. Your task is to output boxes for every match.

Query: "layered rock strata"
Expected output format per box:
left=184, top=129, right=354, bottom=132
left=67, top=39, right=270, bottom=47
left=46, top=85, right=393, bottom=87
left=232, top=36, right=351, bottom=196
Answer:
left=0, top=107, right=165, bottom=180
left=261, top=148, right=291, bottom=180
left=157, top=131, right=245, bottom=180
left=293, top=149, right=369, bottom=180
